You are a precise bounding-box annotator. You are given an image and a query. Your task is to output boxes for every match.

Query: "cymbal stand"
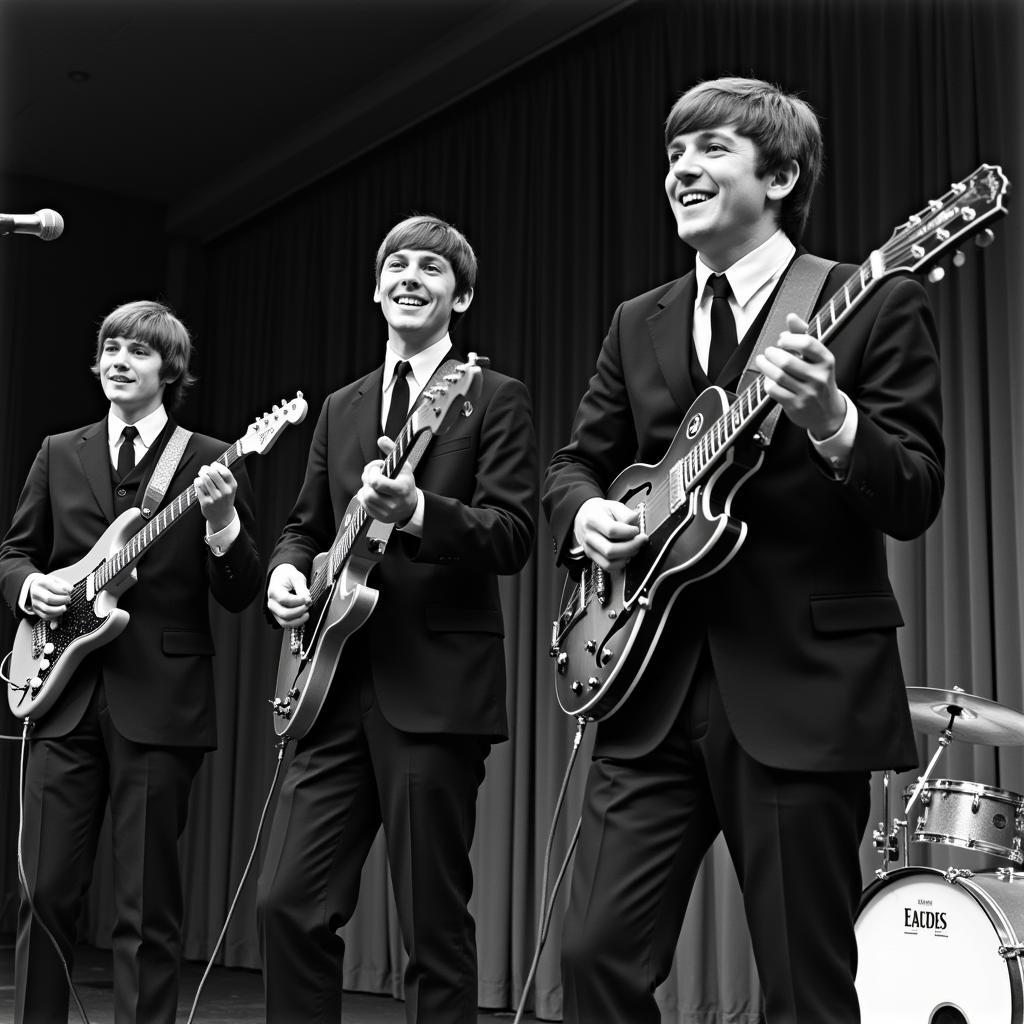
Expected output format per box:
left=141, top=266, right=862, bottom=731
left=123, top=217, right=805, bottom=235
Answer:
left=873, top=710, right=958, bottom=878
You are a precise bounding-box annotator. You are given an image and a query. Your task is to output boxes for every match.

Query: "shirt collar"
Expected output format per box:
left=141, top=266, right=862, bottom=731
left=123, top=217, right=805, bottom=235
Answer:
left=108, top=404, right=168, bottom=450
left=695, top=230, right=796, bottom=309
left=383, top=334, right=452, bottom=393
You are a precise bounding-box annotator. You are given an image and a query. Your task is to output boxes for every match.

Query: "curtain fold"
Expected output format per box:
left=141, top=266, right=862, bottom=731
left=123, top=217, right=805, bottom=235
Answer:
left=3, top=1, right=1022, bottom=1021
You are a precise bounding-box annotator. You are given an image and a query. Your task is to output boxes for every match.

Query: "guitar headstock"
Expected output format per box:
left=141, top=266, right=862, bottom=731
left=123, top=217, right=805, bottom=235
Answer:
left=880, top=164, right=1010, bottom=280
left=241, top=392, right=309, bottom=455
left=410, top=352, right=488, bottom=437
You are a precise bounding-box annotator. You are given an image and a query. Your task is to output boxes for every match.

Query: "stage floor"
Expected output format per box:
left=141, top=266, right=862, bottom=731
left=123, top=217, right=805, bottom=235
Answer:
left=0, top=939, right=543, bottom=1023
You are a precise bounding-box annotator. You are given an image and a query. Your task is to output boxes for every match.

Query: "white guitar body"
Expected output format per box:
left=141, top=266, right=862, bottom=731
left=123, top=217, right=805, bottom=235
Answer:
left=8, top=510, right=141, bottom=719
left=5, top=392, right=309, bottom=722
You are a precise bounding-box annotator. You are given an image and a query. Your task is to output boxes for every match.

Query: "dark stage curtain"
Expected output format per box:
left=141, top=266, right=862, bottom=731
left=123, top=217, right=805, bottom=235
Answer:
left=3, top=1, right=1023, bottom=1021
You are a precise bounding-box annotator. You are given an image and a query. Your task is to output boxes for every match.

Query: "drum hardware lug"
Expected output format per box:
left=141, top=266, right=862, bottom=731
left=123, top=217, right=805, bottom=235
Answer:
left=998, top=944, right=1024, bottom=960
left=996, top=866, right=1023, bottom=882
left=942, top=866, right=974, bottom=883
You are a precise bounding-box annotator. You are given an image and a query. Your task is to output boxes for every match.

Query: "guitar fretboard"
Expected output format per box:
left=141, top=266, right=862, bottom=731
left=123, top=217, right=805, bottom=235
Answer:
left=672, top=170, right=1001, bottom=504
left=305, top=361, right=468, bottom=604
left=93, top=440, right=245, bottom=590
left=306, top=415, right=427, bottom=605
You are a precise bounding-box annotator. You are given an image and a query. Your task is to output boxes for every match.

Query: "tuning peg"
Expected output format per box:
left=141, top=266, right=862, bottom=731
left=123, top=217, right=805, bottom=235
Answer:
left=952, top=250, right=966, bottom=268
left=975, top=228, right=995, bottom=248
left=927, top=266, right=945, bottom=284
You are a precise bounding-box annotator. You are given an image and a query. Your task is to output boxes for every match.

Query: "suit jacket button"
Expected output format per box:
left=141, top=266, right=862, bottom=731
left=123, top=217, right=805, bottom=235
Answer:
left=116, top=487, right=127, bottom=497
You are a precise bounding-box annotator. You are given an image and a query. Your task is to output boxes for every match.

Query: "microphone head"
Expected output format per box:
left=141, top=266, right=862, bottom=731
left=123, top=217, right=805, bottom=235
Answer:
left=36, top=209, right=64, bottom=241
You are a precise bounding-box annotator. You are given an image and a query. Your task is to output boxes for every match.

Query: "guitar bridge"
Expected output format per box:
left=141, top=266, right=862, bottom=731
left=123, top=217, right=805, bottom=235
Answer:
left=288, top=626, right=304, bottom=657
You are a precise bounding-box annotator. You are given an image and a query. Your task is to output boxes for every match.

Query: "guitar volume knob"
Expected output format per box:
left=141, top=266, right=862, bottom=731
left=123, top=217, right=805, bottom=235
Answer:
left=571, top=680, right=583, bottom=694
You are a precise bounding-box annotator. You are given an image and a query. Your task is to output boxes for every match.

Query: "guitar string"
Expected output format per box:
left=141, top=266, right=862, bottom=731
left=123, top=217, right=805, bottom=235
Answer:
left=15, top=402, right=303, bottom=704
left=572, top=185, right=992, bottom=582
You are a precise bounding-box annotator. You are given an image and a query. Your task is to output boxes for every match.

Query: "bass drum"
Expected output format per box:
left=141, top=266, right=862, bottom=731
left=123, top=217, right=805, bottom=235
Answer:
left=856, top=866, right=1024, bottom=1023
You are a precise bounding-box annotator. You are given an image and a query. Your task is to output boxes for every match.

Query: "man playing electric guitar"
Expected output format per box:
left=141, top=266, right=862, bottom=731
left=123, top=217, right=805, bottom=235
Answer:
left=257, top=214, right=538, bottom=1024
left=543, top=78, right=945, bottom=1022
left=0, top=300, right=262, bottom=1023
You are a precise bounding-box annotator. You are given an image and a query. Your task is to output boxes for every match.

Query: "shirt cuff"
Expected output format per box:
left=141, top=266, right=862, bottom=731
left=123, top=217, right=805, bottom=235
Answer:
left=18, top=573, right=42, bottom=614
left=809, top=391, right=858, bottom=478
left=204, top=511, right=241, bottom=557
left=398, top=488, right=426, bottom=537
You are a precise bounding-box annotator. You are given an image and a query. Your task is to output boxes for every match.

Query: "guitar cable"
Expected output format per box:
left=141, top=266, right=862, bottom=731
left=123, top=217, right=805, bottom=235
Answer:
left=4, top=678, right=291, bottom=1023
left=184, top=736, right=290, bottom=1024
left=15, top=717, right=93, bottom=1024
left=512, top=715, right=588, bottom=1024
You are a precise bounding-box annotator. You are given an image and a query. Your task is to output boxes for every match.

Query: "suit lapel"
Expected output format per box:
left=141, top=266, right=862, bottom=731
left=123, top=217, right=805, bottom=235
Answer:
left=78, top=420, right=116, bottom=521
left=355, top=366, right=386, bottom=466
left=647, top=274, right=698, bottom=412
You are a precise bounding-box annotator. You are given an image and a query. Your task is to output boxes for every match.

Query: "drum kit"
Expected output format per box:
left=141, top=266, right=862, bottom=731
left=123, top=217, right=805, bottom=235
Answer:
left=856, top=685, right=1024, bottom=1023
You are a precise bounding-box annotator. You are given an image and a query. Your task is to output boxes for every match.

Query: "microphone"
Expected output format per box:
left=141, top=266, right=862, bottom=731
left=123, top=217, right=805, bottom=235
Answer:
left=0, top=209, right=65, bottom=241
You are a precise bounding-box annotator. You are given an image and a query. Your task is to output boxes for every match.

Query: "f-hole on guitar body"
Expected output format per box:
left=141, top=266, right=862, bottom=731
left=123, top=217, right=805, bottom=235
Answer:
left=549, top=163, right=1010, bottom=724
left=552, top=385, right=765, bottom=720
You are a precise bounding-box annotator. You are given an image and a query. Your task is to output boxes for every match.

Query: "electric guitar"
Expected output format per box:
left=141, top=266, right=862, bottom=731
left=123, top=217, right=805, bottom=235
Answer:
left=270, top=354, right=487, bottom=739
left=5, top=394, right=309, bottom=720
left=550, top=163, right=1010, bottom=721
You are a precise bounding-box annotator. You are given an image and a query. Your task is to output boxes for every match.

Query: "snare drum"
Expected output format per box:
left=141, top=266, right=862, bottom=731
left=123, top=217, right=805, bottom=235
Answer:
left=856, top=866, right=1024, bottom=1022
left=904, top=778, right=1024, bottom=863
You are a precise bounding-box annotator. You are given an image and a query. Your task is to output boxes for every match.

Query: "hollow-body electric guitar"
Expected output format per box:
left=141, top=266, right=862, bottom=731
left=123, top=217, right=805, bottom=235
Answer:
left=550, top=163, right=1010, bottom=721
left=5, top=394, right=308, bottom=720
left=270, top=354, right=487, bottom=739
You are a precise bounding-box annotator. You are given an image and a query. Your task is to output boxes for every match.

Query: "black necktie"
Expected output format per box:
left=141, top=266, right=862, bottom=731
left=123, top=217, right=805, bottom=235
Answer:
left=117, top=425, right=138, bottom=478
left=384, top=361, right=411, bottom=441
left=707, top=273, right=738, bottom=382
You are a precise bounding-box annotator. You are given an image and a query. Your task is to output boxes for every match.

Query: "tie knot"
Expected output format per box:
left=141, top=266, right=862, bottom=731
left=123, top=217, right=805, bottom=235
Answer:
left=121, top=425, right=138, bottom=443
left=708, top=274, right=732, bottom=301
left=392, top=360, right=411, bottom=383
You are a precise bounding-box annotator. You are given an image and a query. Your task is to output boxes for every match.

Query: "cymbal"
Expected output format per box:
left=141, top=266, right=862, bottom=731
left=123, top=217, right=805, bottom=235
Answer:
left=906, top=686, right=1024, bottom=746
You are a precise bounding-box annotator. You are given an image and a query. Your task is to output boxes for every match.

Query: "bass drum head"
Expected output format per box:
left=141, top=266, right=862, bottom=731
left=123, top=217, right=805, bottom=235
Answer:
left=855, top=867, right=1024, bottom=1023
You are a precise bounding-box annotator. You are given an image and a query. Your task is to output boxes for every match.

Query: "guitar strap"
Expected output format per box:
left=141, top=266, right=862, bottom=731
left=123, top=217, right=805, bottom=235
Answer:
left=737, top=253, right=837, bottom=445
left=139, top=425, right=193, bottom=519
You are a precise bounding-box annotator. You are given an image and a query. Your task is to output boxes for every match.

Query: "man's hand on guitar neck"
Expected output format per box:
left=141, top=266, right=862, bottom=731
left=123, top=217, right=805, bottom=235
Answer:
left=356, top=436, right=424, bottom=532
left=573, top=497, right=648, bottom=572
left=268, top=564, right=311, bottom=628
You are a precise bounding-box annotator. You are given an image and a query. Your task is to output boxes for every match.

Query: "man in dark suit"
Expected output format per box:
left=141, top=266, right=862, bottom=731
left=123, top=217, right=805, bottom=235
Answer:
left=257, top=214, right=537, bottom=1024
left=543, top=78, right=944, bottom=1022
left=0, top=299, right=262, bottom=1023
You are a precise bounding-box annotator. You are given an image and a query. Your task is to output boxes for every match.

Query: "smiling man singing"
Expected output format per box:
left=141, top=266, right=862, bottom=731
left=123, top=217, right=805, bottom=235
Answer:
left=543, top=77, right=945, bottom=1023
left=0, top=299, right=262, bottom=1024
left=257, top=214, right=538, bottom=1024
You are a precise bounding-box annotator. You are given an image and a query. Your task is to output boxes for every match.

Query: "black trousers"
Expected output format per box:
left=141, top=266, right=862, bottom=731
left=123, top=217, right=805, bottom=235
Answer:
left=561, top=652, right=871, bottom=1024
left=257, top=661, right=489, bottom=1024
left=15, top=680, right=203, bottom=1024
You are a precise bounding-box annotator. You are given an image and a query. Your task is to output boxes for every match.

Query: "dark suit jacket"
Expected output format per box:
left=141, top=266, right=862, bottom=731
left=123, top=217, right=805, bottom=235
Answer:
left=269, top=351, right=538, bottom=740
left=0, top=416, right=262, bottom=747
left=543, top=260, right=945, bottom=772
